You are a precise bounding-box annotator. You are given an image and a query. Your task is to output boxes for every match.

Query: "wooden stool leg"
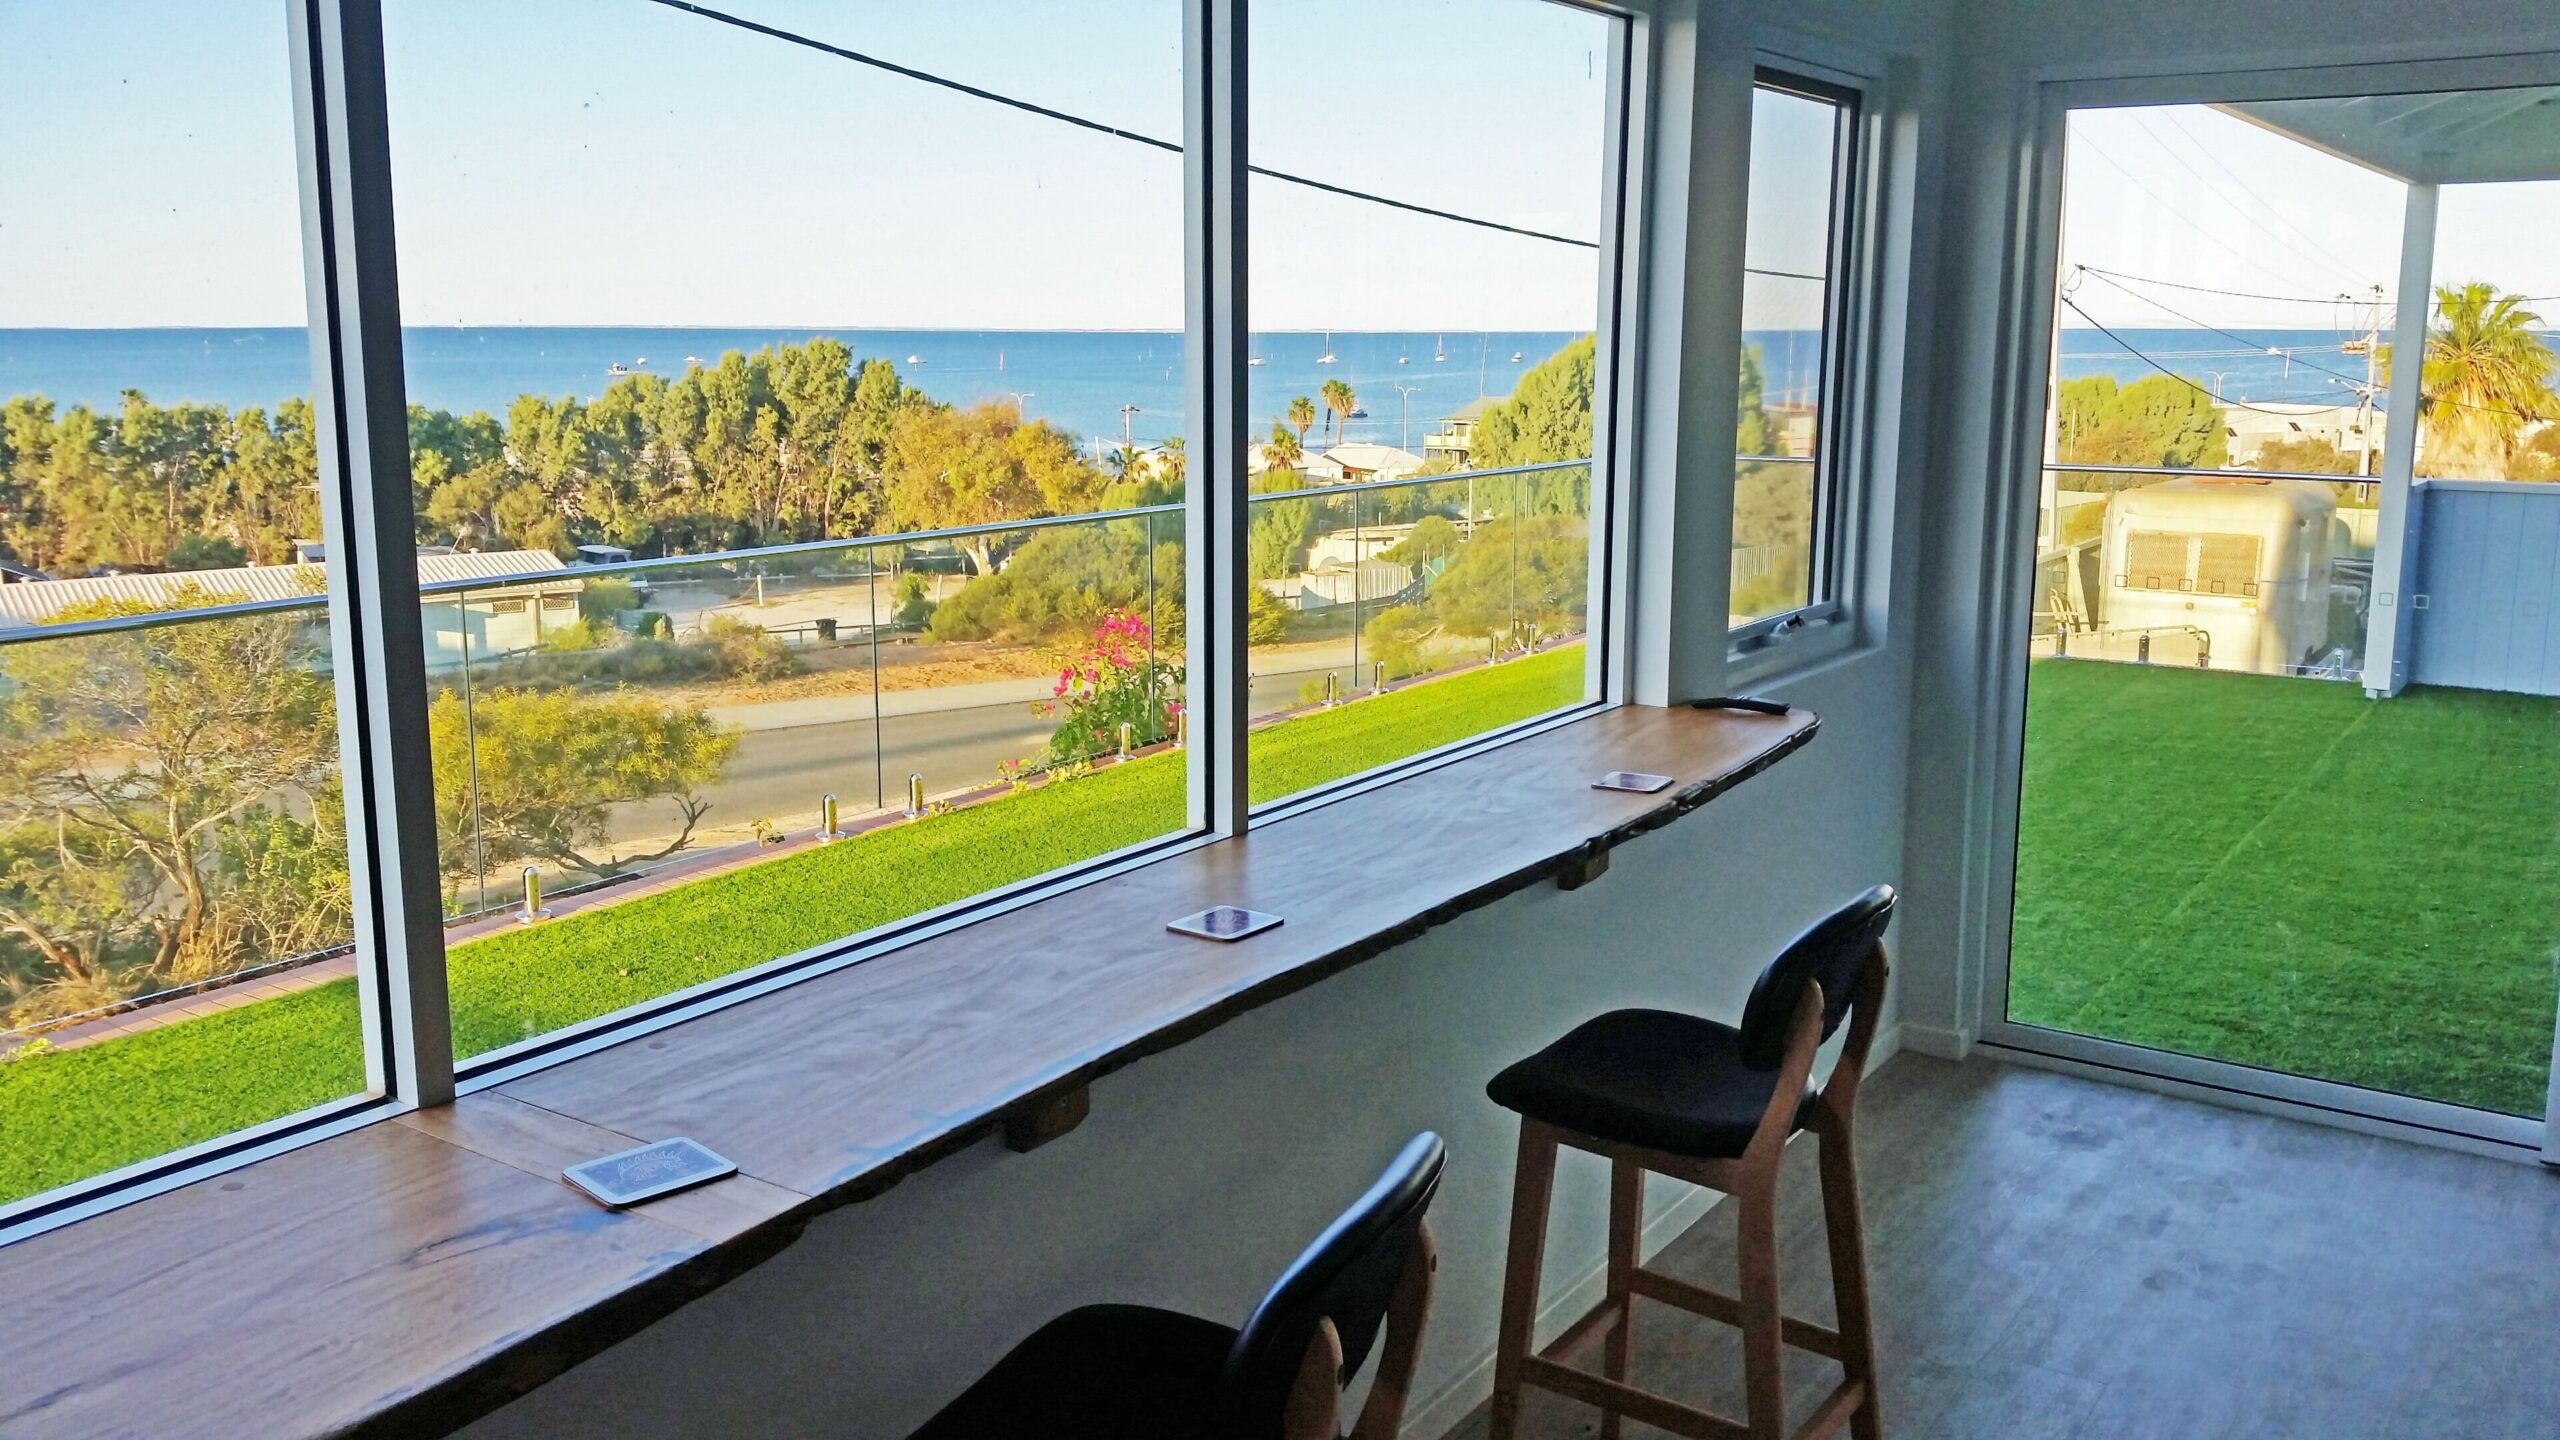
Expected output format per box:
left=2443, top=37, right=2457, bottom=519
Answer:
left=1819, top=1129, right=1883, bottom=1440
left=1488, top=1122, right=1560, bottom=1440
left=1599, top=1158, right=1643, bottom=1440
left=1734, top=1185, right=1787, bottom=1440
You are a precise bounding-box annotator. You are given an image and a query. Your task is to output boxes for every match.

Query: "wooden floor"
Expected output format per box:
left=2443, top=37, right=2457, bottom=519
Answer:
left=1445, top=1055, right=2560, bottom=1440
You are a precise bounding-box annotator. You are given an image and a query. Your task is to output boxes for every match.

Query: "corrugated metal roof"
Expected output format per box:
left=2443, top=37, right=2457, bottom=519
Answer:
left=0, top=550, right=572, bottom=629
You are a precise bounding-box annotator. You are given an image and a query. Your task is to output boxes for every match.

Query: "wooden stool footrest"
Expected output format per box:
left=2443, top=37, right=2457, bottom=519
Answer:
left=1516, top=1356, right=1748, bottom=1440
left=1789, top=1379, right=1868, bottom=1440
left=1540, top=1297, right=1628, bottom=1361
left=1623, top=1266, right=1845, bottom=1360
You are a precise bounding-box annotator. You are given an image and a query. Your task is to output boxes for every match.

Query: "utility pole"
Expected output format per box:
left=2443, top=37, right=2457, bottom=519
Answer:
left=2340, top=283, right=2384, bottom=477
left=1391, top=382, right=1419, bottom=450
left=1120, top=404, right=1140, bottom=447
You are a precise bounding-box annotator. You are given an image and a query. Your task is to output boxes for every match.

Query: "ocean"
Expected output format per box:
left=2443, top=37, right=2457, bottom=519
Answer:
left=0, top=327, right=1615, bottom=454
left=0, top=324, right=2385, bottom=452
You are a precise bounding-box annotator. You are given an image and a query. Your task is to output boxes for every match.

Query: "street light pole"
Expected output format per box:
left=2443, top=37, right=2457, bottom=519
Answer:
left=1391, top=381, right=1419, bottom=450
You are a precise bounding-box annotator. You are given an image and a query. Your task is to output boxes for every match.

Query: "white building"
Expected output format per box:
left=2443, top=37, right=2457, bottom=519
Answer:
left=1319, top=442, right=1427, bottom=482
left=0, top=549, right=582, bottom=668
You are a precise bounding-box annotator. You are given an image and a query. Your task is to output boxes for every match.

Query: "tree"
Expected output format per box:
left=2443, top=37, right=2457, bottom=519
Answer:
left=1287, top=395, right=1317, bottom=447
left=428, top=686, right=737, bottom=884
left=2253, top=436, right=2359, bottom=475
left=1384, top=514, right=1463, bottom=571
left=1421, top=514, right=1589, bottom=647
left=2381, top=282, right=2559, bottom=479
left=1472, top=335, right=1597, bottom=470
left=1263, top=420, right=1304, bottom=473
left=0, top=586, right=341, bottom=1007
left=883, top=400, right=1105, bottom=575
left=925, top=519, right=1174, bottom=645
left=2052, top=373, right=2228, bottom=489
left=1247, top=470, right=1319, bottom=581
left=1320, top=379, right=1356, bottom=447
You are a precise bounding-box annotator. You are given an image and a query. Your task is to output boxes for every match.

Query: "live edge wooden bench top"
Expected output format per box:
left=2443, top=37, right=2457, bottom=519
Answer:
left=0, top=701, right=1816, bottom=1440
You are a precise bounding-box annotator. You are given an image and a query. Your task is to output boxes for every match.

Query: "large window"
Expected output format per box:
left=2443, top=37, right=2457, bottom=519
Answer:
left=0, top=4, right=372, bottom=1210
left=0, top=0, right=1642, bottom=1236
left=1732, top=75, right=1861, bottom=634
left=1242, top=0, right=1621, bottom=807
left=381, top=0, right=1192, bottom=1066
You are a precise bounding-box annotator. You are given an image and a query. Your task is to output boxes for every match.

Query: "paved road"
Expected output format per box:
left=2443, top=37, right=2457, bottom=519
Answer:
left=603, top=664, right=1346, bottom=843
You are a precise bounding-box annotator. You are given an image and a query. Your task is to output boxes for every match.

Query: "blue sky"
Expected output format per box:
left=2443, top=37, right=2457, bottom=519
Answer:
left=3, top=0, right=1620, bottom=331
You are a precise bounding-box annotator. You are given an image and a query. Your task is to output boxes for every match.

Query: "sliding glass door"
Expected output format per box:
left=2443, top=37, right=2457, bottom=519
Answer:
left=1996, top=83, right=2560, bottom=1155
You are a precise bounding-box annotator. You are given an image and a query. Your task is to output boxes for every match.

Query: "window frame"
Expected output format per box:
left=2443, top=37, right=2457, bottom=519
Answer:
left=1727, top=63, right=1874, bottom=665
left=0, top=0, right=1655, bottom=1244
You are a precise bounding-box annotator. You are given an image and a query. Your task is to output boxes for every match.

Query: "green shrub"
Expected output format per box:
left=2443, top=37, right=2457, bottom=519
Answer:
left=702, top=616, right=803, bottom=681
left=538, top=617, right=609, bottom=653
left=1246, top=583, right=1292, bottom=644
left=579, top=576, right=641, bottom=621
left=629, top=610, right=672, bottom=639
left=894, top=572, right=936, bottom=629
left=1039, top=611, right=1182, bottom=765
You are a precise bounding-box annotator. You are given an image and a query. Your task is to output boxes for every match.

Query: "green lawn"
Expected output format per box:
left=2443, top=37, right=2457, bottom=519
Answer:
left=0, top=645, right=1583, bottom=1204
left=2013, top=660, right=2560, bottom=1118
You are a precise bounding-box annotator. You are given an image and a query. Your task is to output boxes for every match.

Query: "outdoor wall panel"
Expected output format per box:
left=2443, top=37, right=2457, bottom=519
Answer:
left=2411, top=481, right=2560, bottom=696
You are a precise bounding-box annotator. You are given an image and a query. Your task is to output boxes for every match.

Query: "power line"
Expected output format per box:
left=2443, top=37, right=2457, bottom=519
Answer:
left=2074, top=265, right=2370, bottom=308
left=2064, top=293, right=2553, bottom=426
left=2071, top=136, right=2333, bottom=297
left=641, top=0, right=1600, bottom=251
left=2149, top=112, right=2373, bottom=287
left=2075, top=267, right=2374, bottom=391
left=2058, top=296, right=2358, bottom=416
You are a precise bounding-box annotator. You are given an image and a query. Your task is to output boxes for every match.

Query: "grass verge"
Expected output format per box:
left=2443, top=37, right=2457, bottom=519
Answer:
left=0, top=645, right=1585, bottom=1204
left=2012, top=659, right=2560, bottom=1117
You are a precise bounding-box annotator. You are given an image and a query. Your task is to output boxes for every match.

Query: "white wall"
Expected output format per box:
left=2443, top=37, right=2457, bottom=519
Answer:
left=1895, top=0, right=2560, bottom=1055
left=459, top=655, right=1916, bottom=1440
left=460, top=1, right=1959, bottom=1435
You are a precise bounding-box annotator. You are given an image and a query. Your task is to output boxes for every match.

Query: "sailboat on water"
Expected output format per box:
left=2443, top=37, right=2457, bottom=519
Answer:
left=1433, top=334, right=1447, bottom=362
left=1316, top=329, right=1338, bottom=365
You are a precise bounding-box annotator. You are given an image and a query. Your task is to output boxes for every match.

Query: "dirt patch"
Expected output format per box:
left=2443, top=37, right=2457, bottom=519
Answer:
left=654, top=639, right=1059, bottom=710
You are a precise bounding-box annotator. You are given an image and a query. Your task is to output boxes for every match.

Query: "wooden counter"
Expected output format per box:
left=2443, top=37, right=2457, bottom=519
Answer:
left=0, top=701, right=1815, bottom=1439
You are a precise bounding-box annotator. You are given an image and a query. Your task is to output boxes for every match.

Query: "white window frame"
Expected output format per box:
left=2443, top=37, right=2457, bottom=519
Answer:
left=1724, top=52, right=1884, bottom=678
left=1958, top=51, right=2560, bottom=1164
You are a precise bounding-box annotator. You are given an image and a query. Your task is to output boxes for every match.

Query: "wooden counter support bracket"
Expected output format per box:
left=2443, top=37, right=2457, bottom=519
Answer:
left=1003, top=1084, right=1092, bottom=1153
left=1557, top=842, right=1612, bottom=891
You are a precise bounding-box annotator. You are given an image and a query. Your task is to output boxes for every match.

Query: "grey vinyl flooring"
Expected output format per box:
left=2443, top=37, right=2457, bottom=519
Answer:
left=1442, top=1054, right=2560, bottom=1440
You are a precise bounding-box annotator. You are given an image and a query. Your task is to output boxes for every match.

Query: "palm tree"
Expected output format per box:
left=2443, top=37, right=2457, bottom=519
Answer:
left=2384, top=282, right=2559, bottom=479
left=1264, top=420, right=1303, bottom=473
left=1320, top=379, right=1355, bottom=447
left=1287, top=395, right=1316, bottom=446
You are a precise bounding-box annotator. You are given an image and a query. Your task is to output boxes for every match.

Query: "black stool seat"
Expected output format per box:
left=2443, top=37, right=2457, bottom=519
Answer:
left=909, top=1303, right=1238, bottom=1440
left=1487, top=1007, right=1809, bottom=1159
left=904, top=1133, right=1446, bottom=1440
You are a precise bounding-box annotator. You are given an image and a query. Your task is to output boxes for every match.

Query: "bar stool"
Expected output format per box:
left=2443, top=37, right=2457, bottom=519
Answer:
left=906, top=1132, right=1444, bottom=1440
left=1483, top=886, right=1895, bottom=1440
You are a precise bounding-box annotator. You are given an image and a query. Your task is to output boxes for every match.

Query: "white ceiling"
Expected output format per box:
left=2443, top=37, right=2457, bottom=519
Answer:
left=2218, top=88, right=2560, bottom=185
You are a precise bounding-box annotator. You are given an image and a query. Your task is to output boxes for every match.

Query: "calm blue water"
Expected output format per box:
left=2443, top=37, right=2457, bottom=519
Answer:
left=2057, top=326, right=2423, bottom=412
left=0, top=327, right=1669, bottom=452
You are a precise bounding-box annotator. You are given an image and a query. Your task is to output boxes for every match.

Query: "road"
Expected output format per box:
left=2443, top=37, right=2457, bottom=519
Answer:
left=602, top=664, right=1346, bottom=843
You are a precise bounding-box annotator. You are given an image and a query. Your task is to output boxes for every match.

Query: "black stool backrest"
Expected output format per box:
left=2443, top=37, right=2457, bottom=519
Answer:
left=1217, top=1131, right=1447, bottom=1440
left=1736, top=885, right=1896, bottom=1070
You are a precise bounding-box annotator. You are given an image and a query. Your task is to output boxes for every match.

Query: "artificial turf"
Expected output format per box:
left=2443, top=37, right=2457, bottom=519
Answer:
left=2011, top=659, right=2560, bottom=1118
left=0, top=644, right=1585, bottom=1203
